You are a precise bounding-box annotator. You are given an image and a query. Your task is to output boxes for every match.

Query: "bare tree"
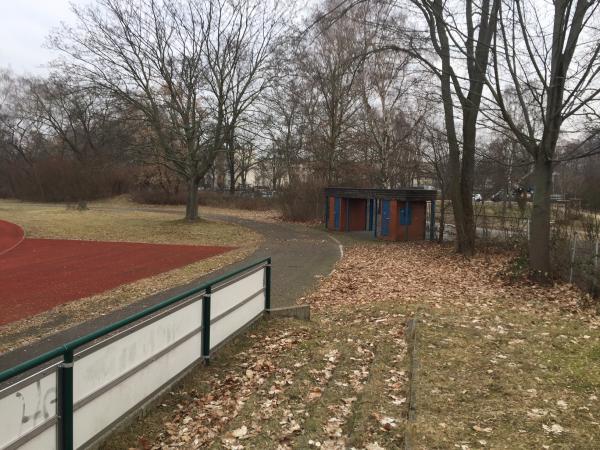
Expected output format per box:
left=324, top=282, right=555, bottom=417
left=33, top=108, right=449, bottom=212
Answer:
left=199, top=0, right=285, bottom=194
left=27, top=75, right=119, bottom=162
left=319, top=0, right=500, bottom=253
left=356, top=2, right=426, bottom=188
left=486, top=0, right=600, bottom=275
left=407, top=0, right=501, bottom=255
left=0, top=70, right=46, bottom=198
left=51, top=0, right=225, bottom=220
left=263, top=77, right=305, bottom=187
left=297, top=1, right=366, bottom=184
left=423, top=121, right=450, bottom=241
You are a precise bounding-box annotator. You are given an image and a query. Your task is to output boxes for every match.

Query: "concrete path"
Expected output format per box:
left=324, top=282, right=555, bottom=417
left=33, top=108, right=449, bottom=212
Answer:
left=0, top=212, right=340, bottom=371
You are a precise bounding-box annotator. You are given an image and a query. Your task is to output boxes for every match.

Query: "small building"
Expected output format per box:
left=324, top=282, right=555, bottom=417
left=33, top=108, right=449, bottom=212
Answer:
left=324, top=187, right=437, bottom=241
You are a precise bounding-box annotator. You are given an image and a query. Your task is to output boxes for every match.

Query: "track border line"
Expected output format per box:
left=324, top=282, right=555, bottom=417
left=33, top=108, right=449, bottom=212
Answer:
left=0, top=220, right=25, bottom=257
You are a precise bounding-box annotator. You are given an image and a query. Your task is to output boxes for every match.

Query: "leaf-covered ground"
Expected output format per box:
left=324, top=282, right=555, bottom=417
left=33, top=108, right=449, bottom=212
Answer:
left=105, top=241, right=600, bottom=449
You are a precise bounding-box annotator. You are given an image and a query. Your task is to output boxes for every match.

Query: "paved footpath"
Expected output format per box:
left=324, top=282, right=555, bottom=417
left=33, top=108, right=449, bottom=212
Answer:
left=0, top=212, right=340, bottom=370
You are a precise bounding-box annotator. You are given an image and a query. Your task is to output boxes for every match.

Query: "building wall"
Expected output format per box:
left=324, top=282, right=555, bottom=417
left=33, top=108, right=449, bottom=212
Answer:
left=396, top=201, right=426, bottom=241
left=340, top=199, right=348, bottom=231
left=348, top=199, right=367, bottom=231
left=327, top=196, right=428, bottom=241
left=327, top=196, right=335, bottom=230
left=326, top=196, right=349, bottom=231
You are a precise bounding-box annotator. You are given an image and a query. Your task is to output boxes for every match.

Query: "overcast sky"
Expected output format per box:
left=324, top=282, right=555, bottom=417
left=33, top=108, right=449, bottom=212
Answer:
left=0, top=0, right=88, bottom=75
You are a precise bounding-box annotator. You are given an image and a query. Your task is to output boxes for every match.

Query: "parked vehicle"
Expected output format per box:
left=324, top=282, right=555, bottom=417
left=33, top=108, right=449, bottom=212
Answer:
left=473, top=193, right=483, bottom=202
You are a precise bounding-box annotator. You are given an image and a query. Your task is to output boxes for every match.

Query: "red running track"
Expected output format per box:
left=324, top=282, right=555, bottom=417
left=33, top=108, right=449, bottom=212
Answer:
left=0, top=234, right=232, bottom=326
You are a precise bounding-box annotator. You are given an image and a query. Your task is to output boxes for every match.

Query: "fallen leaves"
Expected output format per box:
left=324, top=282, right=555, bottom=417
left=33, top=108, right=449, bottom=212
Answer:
left=301, top=243, right=593, bottom=318
left=542, top=423, right=565, bottom=435
left=230, top=425, right=248, bottom=438
left=154, top=328, right=309, bottom=449
left=110, top=241, right=600, bottom=449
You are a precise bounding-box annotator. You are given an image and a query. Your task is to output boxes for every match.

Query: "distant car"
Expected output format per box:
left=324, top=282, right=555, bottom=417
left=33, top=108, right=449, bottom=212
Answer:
left=473, top=193, right=483, bottom=202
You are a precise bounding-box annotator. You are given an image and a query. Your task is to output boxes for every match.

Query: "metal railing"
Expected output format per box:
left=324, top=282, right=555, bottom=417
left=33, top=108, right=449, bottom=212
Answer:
left=0, top=257, right=272, bottom=450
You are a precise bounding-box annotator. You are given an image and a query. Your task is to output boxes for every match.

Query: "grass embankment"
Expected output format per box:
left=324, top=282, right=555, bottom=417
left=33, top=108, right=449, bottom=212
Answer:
left=106, top=241, right=599, bottom=449
left=103, top=299, right=410, bottom=450
left=0, top=200, right=261, bottom=353
left=93, top=195, right=282, bottom=224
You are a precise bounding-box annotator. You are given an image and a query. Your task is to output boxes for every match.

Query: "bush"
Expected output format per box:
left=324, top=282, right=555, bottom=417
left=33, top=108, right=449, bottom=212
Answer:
left=278, top=182, right=325, bottom=222
left=1, top=157, right=132, bottom=202
left=132, top=186, right=277, bottom=211
left=198, top=191, right=276, bottom=211
left=130, top=186, right=187, bottom=205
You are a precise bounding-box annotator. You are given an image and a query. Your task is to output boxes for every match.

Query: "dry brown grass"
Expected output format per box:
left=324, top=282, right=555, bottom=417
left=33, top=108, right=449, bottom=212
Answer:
left=303, top=242, right=600, bottom=449
left=0, top=200, right=261, bottom=353
left=0, top=199, right=257, bottom=245
left=98, top=241, right=600, bottom=449
left=416, top=306, right=600, bottom=449
left=102, top=300, right=409, bottom=450
left=92, top=195, right=282, bottom=223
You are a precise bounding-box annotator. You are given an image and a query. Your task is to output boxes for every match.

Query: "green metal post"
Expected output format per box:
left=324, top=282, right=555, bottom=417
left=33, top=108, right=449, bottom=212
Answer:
left=201, top=286, right=211, bottom=364
left=59, top=349, right=74, bottom=450
left=265, top=258, right=272, bottom=310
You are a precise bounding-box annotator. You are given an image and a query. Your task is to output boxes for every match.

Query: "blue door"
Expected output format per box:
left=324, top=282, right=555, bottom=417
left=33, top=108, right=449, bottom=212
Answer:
left=334, top=198, right=341, bottom=229
left=381, top=200, right=391, bottom=236
left=399, top=203, right=412, bottom=225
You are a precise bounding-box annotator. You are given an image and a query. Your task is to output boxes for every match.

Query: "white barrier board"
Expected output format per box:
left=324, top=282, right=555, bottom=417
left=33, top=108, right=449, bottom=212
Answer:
left=15, top=425, right=56, bottom=450
left=210, top=292, right=265, bottom=349
left=73, top=331, right=202, bottom=449
left=210, top=269, right=265, bottom=319
left=0, top=264, right=267, bottom=449
left=0, top=371, right=57, bottom=449
left=74, top=297, right=203, bottom=403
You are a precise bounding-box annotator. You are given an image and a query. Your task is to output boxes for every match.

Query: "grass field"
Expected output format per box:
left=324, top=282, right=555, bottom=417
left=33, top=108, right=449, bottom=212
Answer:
left=0, top=199, right=261, bottom=353
left=101, top=242, right=600, bottom=449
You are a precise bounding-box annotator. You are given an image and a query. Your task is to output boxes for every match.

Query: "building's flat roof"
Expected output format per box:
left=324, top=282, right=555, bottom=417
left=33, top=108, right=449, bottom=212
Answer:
left=325, top=187, right=437, bottom=201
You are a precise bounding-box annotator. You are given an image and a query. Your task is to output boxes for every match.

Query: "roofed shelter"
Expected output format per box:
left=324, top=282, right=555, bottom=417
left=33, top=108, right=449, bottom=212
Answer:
left=324, top=187, right=437, bottom=241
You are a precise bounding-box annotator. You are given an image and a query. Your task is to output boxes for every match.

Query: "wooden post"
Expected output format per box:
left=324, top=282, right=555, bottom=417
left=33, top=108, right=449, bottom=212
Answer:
left=569, top=238, right=577, bottom=284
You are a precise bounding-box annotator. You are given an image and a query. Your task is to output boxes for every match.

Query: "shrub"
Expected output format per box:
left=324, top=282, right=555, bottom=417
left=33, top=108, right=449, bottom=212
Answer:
left=131, top=186, right=278, bottom=211
left=1, top=157, right=132, bottom=202
left=278, top=182, right=325, bottom=222
left=198, top=191, right=276, bottom=211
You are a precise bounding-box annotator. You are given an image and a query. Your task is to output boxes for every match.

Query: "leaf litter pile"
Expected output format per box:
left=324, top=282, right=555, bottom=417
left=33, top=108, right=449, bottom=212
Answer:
left=105, top=242, right=600, bottom=449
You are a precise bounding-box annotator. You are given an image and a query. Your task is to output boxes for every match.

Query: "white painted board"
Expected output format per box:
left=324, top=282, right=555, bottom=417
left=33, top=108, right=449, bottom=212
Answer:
left=74, top=297, right=203, bottom=403
left=0, top=371, right=57, bottom=449
left=210, top=292, right=264, bottom=349
left=73, top=331, right=202, bottom=449
left=210, top=269, right=265, bottom=319
left=16, top=425, right=56, bottom=450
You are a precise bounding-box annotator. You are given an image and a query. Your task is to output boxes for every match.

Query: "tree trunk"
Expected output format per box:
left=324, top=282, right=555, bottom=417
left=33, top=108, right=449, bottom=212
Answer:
left=185, top=177, right=199, bottom=221
left=229, top=166, right=236, bottom=194
left=529, top=153, right=553, bottom=278
left=455, top=108, right=477, bottom=256
left=449, top=162, right=475, bottom=255
left=438, top=194, right=446, bottom=243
